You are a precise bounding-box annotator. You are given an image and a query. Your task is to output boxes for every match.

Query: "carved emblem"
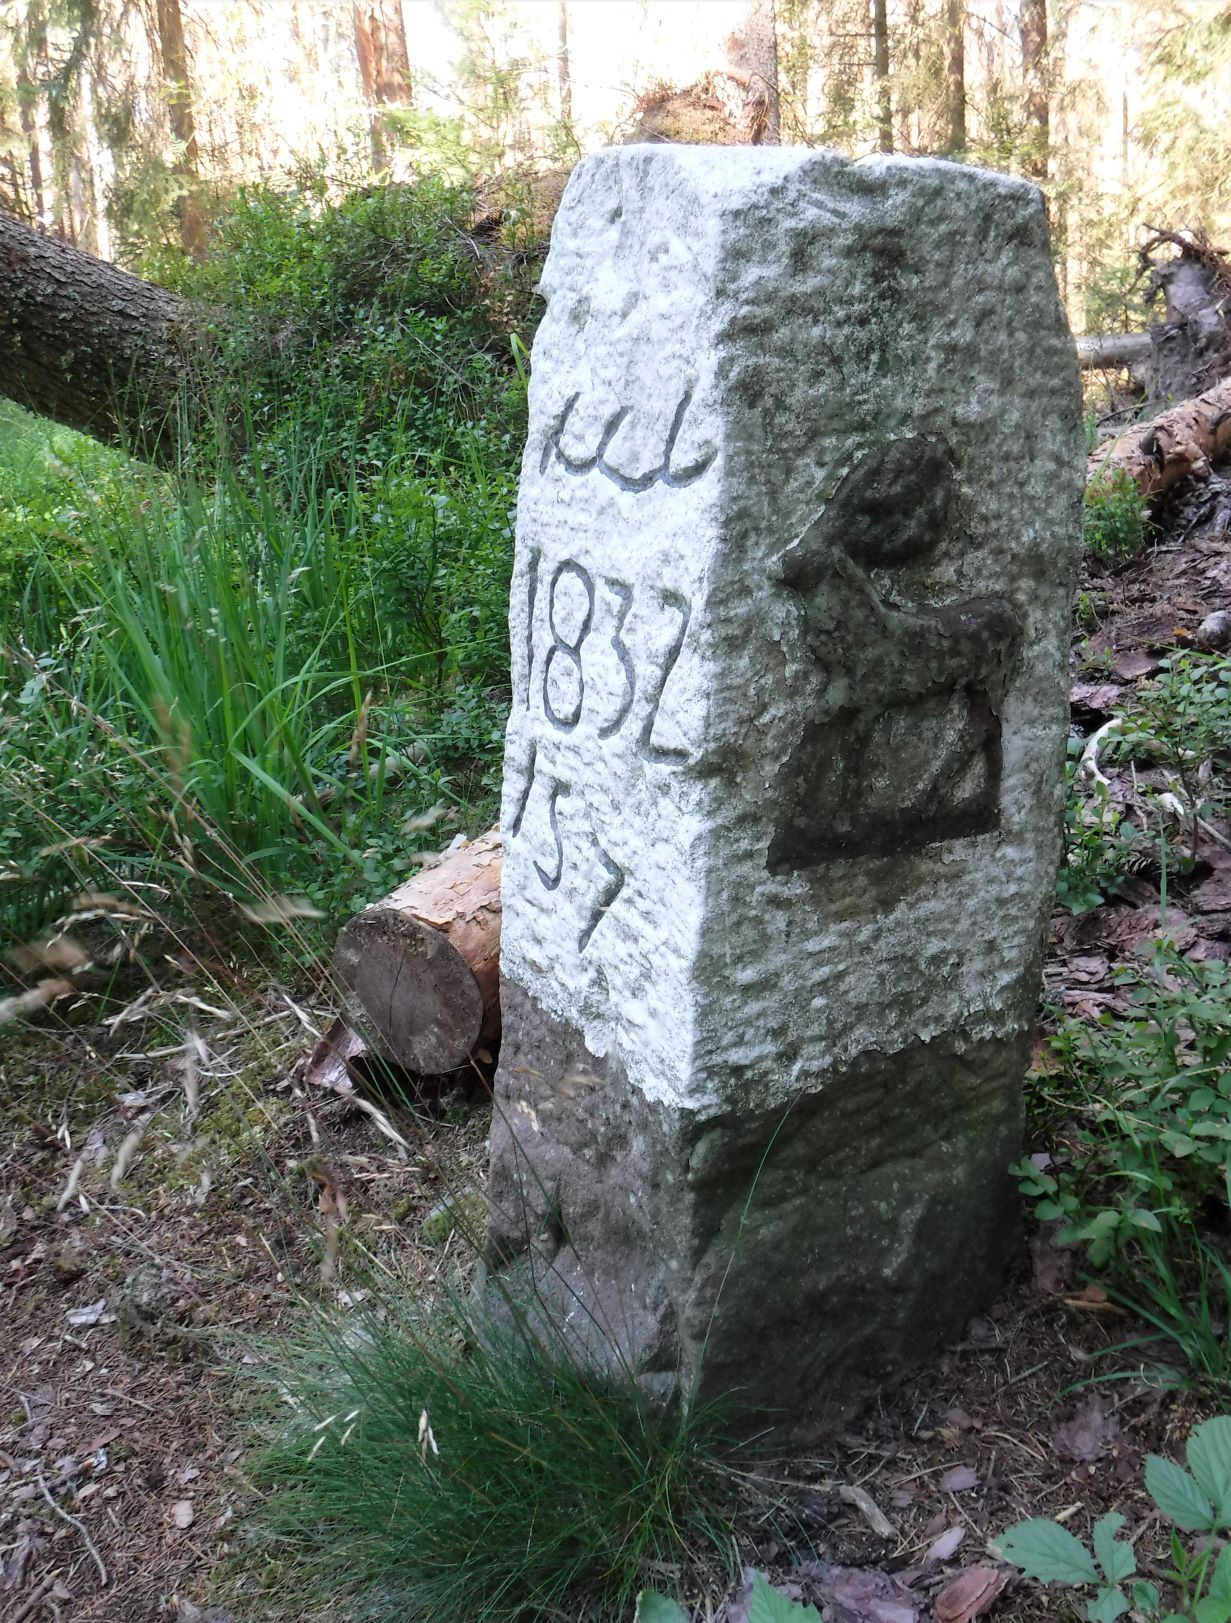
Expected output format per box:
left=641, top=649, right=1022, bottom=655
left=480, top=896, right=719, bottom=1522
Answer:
left=769, top=436, right=1022, bottom=869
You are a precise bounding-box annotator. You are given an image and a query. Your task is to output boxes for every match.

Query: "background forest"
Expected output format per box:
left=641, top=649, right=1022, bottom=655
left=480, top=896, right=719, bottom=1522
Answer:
left=2, top=0, right=1229, bottom=330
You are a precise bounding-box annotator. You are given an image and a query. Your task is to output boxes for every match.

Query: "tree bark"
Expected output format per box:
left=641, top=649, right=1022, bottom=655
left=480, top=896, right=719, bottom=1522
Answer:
left=332, top=828, right=502, bottom=1075
left=872, top=0, right=893, bottom=152
left=1089, top=375, right=1231, bottom=501
left=944, top=0, right=966, bottom=156
left=155, top=0, right=209, bottom=260
left=0, top=209, right=200, bottom=458
left=1019, top=0, right=1048, bottom=181
left=557, top=0, right=574, bottom=128
left=353, top=0, right=412, bottom=172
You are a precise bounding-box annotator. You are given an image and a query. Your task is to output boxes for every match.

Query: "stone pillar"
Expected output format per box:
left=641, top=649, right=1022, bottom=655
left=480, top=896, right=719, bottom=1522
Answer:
left=486, top=145, right=1081, bottom=1425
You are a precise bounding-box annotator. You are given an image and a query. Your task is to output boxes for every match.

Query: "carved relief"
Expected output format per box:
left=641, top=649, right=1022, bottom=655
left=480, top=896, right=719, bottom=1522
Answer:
left=769, top=436, right=1022, bottom=870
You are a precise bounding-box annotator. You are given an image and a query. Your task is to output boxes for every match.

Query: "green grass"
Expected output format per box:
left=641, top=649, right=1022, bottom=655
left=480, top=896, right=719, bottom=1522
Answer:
left=247, top=1291, right=738, bottom=1622
left=0, top=175, right=527, bottom=946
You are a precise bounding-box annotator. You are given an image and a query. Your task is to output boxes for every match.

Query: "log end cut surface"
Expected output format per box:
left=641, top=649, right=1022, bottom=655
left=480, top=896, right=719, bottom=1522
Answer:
left=334, top=911, right=484, bottom=1075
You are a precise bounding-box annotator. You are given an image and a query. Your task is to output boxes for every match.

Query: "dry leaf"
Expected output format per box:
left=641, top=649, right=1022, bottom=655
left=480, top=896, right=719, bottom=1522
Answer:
left=172, top=1499, right=194, bottom=1529
left=67, top=1299, right=108, bottom=1327
left=925, top=1525, right=966, bottom=1565
left=939, top=1465, right=978, bottom=1493
left=934, top=1565, right=1010, bottom=1623
left=237, top=895, right=325, bottom=925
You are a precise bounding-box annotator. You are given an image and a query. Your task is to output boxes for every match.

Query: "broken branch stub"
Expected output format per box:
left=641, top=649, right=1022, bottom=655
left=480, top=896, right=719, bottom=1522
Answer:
left=331, top=828, right=501, bottom=1074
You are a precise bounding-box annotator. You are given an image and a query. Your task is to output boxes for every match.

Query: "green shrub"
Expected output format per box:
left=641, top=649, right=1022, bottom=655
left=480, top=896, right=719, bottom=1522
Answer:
left=1121, top=654, right=1231, bottom=832
left=249, top=1294, right=735, bottom=1623
left=1017, top=949, right=1231, bottom=1268
left=1084, top=468, right=1152, bottom=565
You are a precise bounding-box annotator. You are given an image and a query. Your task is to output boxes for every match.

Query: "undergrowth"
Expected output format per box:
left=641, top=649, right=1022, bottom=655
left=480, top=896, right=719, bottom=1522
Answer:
left=1018, top=948, right=1231, bottom=1386
left=1084, top=467, right=1153, bottom=565
left=0, top=171, right=528, bottom=945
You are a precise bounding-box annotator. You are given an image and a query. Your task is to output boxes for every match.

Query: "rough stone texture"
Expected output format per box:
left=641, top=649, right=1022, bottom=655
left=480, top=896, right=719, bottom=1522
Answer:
left=487, top=144, right=1082, bottom=1427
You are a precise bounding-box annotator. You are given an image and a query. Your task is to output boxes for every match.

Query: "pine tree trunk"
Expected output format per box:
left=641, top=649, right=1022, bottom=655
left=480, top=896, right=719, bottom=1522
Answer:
left=945, top=0, right=966, bottom=156
left=155, top=0, right=209, bottom=261
left=353, top=0, right=412, bottom=172
left=0, top=210, right=202, bottom=458
left=1019, top=0, right=1048, bottom=181
left=872, top=0, right=893, bottom=152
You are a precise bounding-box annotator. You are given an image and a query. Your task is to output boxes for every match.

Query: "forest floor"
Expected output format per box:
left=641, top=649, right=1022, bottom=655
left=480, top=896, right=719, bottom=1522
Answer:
left=3, top=480, right=1231, bottom=1623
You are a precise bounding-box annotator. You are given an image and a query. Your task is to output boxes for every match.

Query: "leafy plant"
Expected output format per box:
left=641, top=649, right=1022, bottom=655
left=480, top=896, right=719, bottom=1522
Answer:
left=1018, top=948, right=1231, bottom=1268
left=1057, top=739, right=1145, bottom=914
left=1119, top=654, right=1231, bottom=835
left=999, top=1416, right=1231, bottom=1621
left=636, top=1574, right=822, bottom=1623
left=1084, top=467, right=1153, bottom=566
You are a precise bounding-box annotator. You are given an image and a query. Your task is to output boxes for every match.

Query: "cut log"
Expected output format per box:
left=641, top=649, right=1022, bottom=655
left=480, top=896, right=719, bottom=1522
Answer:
left=332, top=828, right=501, bottom=1074
left=1077, top=333, right=1151, bottom=371
left=1089, top=374, right=1231, bottom=501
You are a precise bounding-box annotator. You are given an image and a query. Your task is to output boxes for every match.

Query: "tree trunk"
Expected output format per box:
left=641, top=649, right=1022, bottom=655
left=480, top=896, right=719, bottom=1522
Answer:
left=1089, top=375, right=1231, bottom=501
left=353, top=0, right=412, bottom=172
left=872, top=0, right=893, bottom=152
left=944, top=0, right=966, bottom=156
left=332, top=828, right=502, bottom=1075
left=0, top=209, right=199, bottom=458
left=1019, top=0, right=1048, bottom=181
left=155, top=0, right=209, bottom=260
left=557, top=0, right=574, bottom=128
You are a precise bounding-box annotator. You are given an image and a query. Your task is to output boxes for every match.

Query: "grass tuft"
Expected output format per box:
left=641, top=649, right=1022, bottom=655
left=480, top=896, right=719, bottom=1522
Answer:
left=247, top=1293, right=738, bottom=1622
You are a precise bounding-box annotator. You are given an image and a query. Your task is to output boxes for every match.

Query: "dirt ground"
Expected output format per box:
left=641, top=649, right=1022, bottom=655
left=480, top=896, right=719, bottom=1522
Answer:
left=2, top=476, right=1230, bottom=1623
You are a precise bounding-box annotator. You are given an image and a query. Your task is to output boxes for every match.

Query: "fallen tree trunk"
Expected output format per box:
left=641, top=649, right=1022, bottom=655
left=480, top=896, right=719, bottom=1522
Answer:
left=332, top=827, right=502, bottom=1074
left=1089, top=374, right=1231, bottom=500
left=0, top=210, right=208, bottom=460
left=1077, top=333, right=1152, bottom=371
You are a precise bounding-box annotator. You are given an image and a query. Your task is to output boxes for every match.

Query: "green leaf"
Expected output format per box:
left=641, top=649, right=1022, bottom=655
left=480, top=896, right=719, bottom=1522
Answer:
left=635, top=1596, right=690, bottom=1623
left=747, top=1573, right=822, bottom=1623
left=1188, top=1419, right=1231, bottom=1524
left=1195, top=1599, right=1231, bottom=1623
left=998, top=1519, right=1100, bottom=1584
left=1211, top=1540, right=1231, bottom=1602
left=1092, top=1513, right=1136, bottom=1584
left=1131, top=1580, right=1162, bottom=1612
left=1145, top=1455, right=1216, bottom=1530
left=1087, top=1586, right=1130, bottom=1623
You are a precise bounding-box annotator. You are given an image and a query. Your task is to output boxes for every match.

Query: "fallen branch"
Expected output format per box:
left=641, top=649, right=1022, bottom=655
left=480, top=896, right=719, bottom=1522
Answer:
left=1077, top=333, right=1151, bottom=372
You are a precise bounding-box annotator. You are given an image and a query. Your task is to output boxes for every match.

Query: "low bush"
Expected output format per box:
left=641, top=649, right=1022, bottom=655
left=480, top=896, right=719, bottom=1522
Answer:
left=1084, top=467, right=1152, bottom=565
left=1056, top=739, right=1146, bottom=914
left=0, top=170, right=526, bottom=944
